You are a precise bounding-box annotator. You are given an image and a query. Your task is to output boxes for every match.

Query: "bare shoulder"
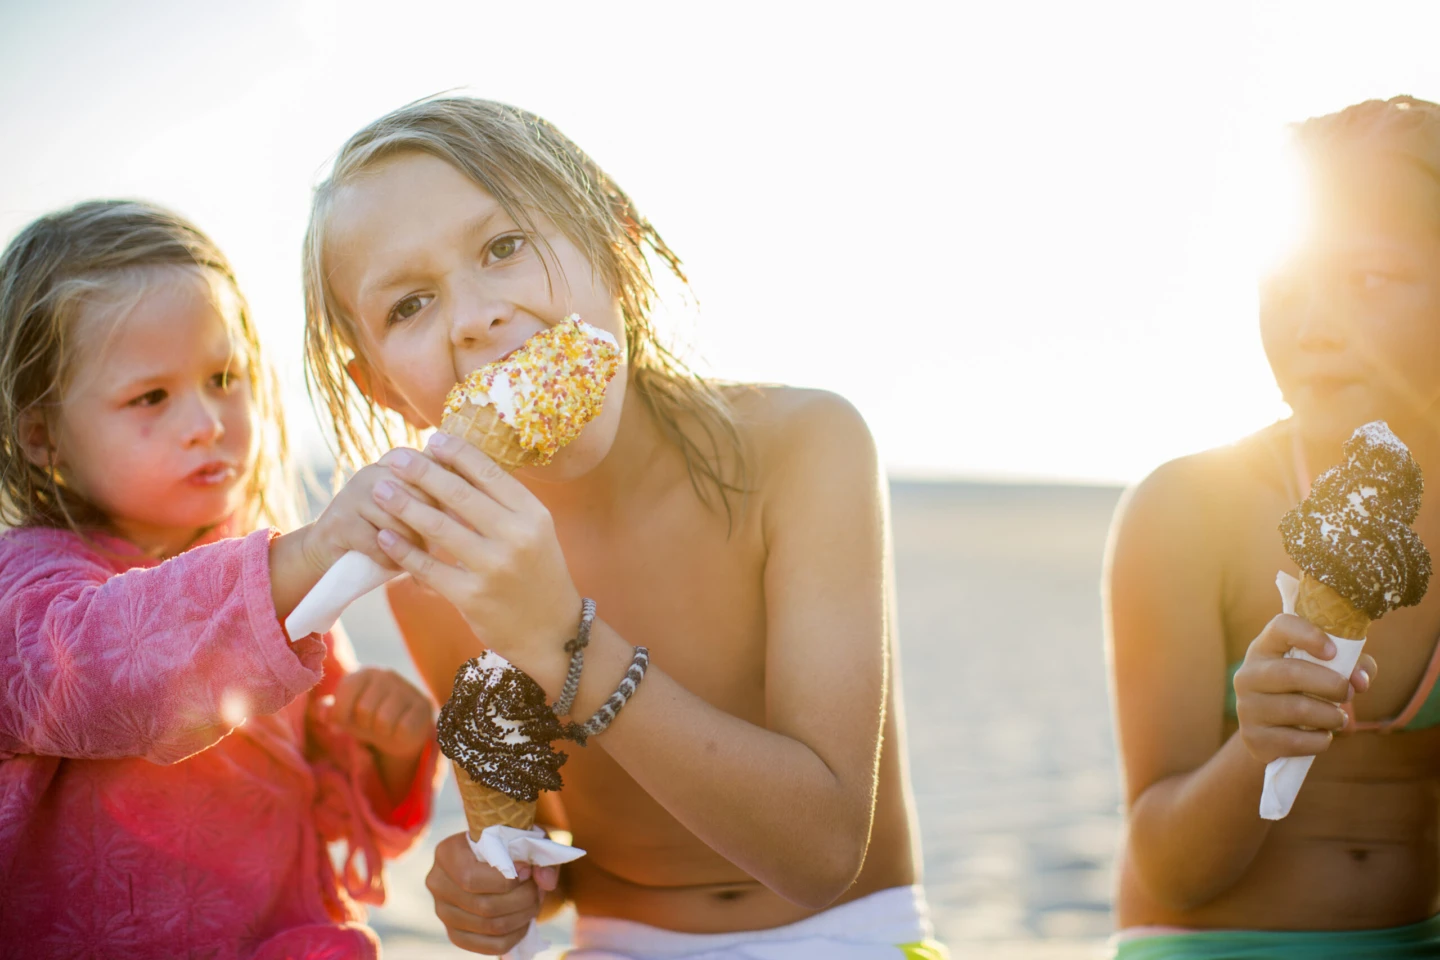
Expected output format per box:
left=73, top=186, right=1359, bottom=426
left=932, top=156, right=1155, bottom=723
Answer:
left=719, top=384, right=877, bottom=489
left=1115, top=425, right=1282, bottom=544
left=1109, top=424, right=1288, bottom=607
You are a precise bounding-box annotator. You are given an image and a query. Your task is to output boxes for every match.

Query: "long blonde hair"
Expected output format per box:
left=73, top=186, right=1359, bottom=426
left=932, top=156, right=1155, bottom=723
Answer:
left=1294, top=95, right=1440, bottom=174
left=303, top=96, right=746, bottom=521
left=0, top=200, right=295, bottom=534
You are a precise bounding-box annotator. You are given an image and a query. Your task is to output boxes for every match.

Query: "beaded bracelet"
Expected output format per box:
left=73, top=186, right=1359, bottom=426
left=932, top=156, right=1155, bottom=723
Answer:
left=566, top=646, right=649, bottom=746
left=552, top=597, right=596, bottom=718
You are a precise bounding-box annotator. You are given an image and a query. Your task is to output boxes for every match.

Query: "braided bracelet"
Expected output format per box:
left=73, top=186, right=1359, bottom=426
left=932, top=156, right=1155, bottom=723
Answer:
left=552, top=597, right=596, bottom=718
left=566, top=646, right=649, bottom=746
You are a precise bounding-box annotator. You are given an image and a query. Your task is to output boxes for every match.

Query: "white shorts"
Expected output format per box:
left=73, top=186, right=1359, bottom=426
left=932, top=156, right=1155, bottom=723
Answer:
left=562, top=885, right=945, bottom=959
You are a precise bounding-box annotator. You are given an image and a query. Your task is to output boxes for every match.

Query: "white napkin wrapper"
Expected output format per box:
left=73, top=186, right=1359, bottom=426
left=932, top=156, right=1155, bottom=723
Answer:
left=466, top=824, right=587, bottom=960
left=1260, top=571, right=1366, bottom=820
left=285, top=550, right=393, bottom=638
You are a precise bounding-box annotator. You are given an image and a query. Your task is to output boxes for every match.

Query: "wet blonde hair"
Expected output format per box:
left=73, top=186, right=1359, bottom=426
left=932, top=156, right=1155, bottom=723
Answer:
left=303, top=96, right=746, bottom=520
left=1295, top=95, right=1440, bottom=191
left=0, top=200, right=295, bottom=534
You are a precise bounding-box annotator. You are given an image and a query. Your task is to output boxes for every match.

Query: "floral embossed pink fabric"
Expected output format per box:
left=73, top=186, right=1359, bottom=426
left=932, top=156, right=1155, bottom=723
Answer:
left=0, top=525, right=440, bottom=959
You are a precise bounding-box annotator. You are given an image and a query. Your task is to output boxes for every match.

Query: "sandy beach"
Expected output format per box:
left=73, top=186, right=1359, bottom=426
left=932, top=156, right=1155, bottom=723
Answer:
left=340, top=479, right=1126, bottom=958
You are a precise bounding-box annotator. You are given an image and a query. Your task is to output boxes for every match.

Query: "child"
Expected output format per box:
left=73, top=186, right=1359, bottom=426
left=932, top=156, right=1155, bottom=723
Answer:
left=301, top=97, right=947, bottom=958
left=1107, top=97, right=1440, bottom=958
left=0, top=200, right=443, bottom=959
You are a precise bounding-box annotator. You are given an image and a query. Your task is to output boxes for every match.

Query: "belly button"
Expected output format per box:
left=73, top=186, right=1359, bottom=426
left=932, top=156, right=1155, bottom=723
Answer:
left=714, top=888, right=747, bottom=902
left=1350, top=848, right=1370, bottom=863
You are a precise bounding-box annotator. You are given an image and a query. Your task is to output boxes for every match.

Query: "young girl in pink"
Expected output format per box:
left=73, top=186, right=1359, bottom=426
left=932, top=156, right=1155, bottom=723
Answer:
left=0, top=200, right=442, bottom=959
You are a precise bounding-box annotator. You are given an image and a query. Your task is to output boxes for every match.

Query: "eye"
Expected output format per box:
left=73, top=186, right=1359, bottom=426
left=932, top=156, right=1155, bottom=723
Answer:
left=129, top=388, right=167, bottom=408
left=486, top=234, right=526, bottom=262
left=211, top=370, right=238, bottom=391
left=387, top=294, right=432, bottom=326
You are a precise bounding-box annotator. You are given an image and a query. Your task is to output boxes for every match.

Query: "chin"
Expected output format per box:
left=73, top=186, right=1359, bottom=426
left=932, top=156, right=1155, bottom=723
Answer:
left=523, top=429, right=616, bottom=482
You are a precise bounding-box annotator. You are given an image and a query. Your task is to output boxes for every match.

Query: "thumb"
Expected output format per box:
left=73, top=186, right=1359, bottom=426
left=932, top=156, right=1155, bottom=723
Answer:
left=534, top=865, right=559, bottom=892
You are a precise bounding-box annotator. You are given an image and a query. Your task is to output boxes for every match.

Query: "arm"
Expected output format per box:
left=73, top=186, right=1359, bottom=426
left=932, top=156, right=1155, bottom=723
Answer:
left=1107, top=457, right=1359, bottom=910
left=0, top=529, right=324, bottom=764
left=377, top=394, right=888, bottom=909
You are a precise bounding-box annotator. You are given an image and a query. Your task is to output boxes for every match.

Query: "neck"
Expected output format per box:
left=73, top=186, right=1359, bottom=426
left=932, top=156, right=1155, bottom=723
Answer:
left=106, top=518, right=218, bottom=560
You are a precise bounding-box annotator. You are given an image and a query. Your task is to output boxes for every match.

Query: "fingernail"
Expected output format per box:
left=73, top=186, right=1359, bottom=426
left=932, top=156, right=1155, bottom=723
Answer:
left=1358, top=669, right=1371, bottom=690
left=536, top=866, right=558, bottom=891
left=428, top=432, right=455, bottom=452
left=1324, top=640, right=1336, bottom=658
left=378, top=529, right=399, bottom=548
left=374, top=480, right=396, bottom=502
left=515, top=862, right=532, bottom=881
left=389, top=449, right=414, bottom=469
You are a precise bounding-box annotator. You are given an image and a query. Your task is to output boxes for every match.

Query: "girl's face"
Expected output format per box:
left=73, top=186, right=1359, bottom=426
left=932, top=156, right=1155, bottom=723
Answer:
left=324, top=152, right=628, bottom=480
left=1261, top=153, right=1440, bottom=449
left=46, top=270, right=256, bottom=554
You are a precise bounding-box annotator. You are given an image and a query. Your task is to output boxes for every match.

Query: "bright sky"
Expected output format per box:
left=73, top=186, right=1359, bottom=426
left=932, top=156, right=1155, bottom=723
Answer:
left=2, top=1, right=1438, bottom=483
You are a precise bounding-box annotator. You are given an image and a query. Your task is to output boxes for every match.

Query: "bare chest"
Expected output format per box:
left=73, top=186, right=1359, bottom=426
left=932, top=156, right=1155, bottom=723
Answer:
left=555, top=492, right=770, bottom=723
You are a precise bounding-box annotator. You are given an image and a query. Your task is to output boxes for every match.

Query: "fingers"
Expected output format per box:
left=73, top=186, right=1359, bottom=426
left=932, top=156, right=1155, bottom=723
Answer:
left=427, top=850, right=539, bottom=956
left=1252, top=614, right=1335, bottom=661
left=386, top=446, right=513, bottom=536
left=1237, top=691, right=1349, bottom=733
left=374, top=483, right=501, bottom=572
left=1235, top=656, right=1352, bottom=704
left=1242, top=724, right=1337, bottom=763
left=326, top=669, right=375, bottom=733
left=376, top=528, right=475, bottom=604
left=426, top=432, right=529, bottom=510
left=429, top=834, right=541, bottom=909
left=322, top=669, right=433, bottom=749
left=1352, top=654, right=1377, bottom=694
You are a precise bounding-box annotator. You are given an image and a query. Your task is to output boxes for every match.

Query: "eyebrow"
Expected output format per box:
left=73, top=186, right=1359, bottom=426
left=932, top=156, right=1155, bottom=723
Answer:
left=359, top=208, right=508, bottom=309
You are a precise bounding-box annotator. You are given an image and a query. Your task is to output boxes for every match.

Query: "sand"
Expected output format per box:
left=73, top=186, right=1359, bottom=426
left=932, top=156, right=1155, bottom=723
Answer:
left=339, top=479, right=1126, bottom=958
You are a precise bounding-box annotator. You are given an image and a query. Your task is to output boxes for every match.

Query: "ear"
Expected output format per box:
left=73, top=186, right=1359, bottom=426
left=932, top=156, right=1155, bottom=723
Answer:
left=345, top=358, right=427, bottom=428
left=17, top=407, right=60, bottom=471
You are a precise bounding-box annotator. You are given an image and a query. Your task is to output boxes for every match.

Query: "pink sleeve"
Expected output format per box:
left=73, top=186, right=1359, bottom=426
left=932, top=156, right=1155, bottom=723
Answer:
left=309, top=627, right=442, bottom=906
left=0, top=528, right=325, bottom=764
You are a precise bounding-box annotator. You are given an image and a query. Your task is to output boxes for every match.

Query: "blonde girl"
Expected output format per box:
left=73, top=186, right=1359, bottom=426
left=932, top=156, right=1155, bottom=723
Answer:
left=303, top=97, right=947, bottom=959
left=0, top=200, right=439, bottom=959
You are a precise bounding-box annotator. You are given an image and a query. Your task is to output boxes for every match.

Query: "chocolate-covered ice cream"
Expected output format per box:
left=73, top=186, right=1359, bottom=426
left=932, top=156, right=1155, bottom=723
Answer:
left=1280, top=421, right=1431, bottom=621
left=437, top=652, right=568, bottom=803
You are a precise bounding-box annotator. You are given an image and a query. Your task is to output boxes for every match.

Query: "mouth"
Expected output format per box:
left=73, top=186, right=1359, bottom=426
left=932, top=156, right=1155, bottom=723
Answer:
left=187, top=462, right=238, bottom=487
left=1298, top=375, right=1363, bottom=398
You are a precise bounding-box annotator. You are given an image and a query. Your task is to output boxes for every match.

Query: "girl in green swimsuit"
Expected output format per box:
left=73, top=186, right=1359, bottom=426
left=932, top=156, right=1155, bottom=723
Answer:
left=1106, top=96, right=1440, bottom=959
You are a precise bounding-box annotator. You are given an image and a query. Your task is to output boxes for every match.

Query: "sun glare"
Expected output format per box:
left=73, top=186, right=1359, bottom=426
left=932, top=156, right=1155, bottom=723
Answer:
left=1246, top=132, right=1312, bottom=279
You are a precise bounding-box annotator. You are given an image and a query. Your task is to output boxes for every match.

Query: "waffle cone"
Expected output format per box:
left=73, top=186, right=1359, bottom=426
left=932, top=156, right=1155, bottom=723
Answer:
left=1295, top=574, right=1371, bottom=640
left=440, top=401, right=540, bottom=473
left=452, top=762, right=537, bottom=837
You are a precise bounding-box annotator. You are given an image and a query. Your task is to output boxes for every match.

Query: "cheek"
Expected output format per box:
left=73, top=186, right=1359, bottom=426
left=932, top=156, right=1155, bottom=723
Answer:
left=1258, top=301, right=1298, bottom=382
left=1373, top=307, right=1440, bottom=400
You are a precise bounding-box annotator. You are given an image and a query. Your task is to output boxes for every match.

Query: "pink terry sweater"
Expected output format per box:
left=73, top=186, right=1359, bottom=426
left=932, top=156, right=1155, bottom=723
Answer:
left=0, top=525, right=441, bottom=960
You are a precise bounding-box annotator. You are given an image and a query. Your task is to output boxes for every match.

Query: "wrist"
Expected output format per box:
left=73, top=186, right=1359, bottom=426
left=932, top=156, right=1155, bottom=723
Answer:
left=296, top=521, right=336, bottom=580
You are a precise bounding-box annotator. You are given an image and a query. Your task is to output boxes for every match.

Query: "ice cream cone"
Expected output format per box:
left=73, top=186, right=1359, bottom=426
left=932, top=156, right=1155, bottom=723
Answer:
left=440, top=400, right=539, bottom=473
left=1294, top=573, right=1371, bottom=640
left=453, top=761, right=537, bottom=837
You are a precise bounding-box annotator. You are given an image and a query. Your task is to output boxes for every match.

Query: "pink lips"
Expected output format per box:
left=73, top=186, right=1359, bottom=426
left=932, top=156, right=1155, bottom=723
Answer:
left=187, top=462, right=237, bottom=487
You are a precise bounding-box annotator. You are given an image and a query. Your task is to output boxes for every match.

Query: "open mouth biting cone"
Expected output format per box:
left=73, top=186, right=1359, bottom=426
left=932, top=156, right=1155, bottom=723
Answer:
left=441, top=314, right=622, bottom=471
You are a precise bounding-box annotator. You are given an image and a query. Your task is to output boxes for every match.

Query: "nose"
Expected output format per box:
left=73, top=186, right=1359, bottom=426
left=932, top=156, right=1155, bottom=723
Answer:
left=182, top=391, right=226, bottom=447
left=1290, top=275, right=1348, bottom=353
left=448, top=280, right=513, bottom=354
